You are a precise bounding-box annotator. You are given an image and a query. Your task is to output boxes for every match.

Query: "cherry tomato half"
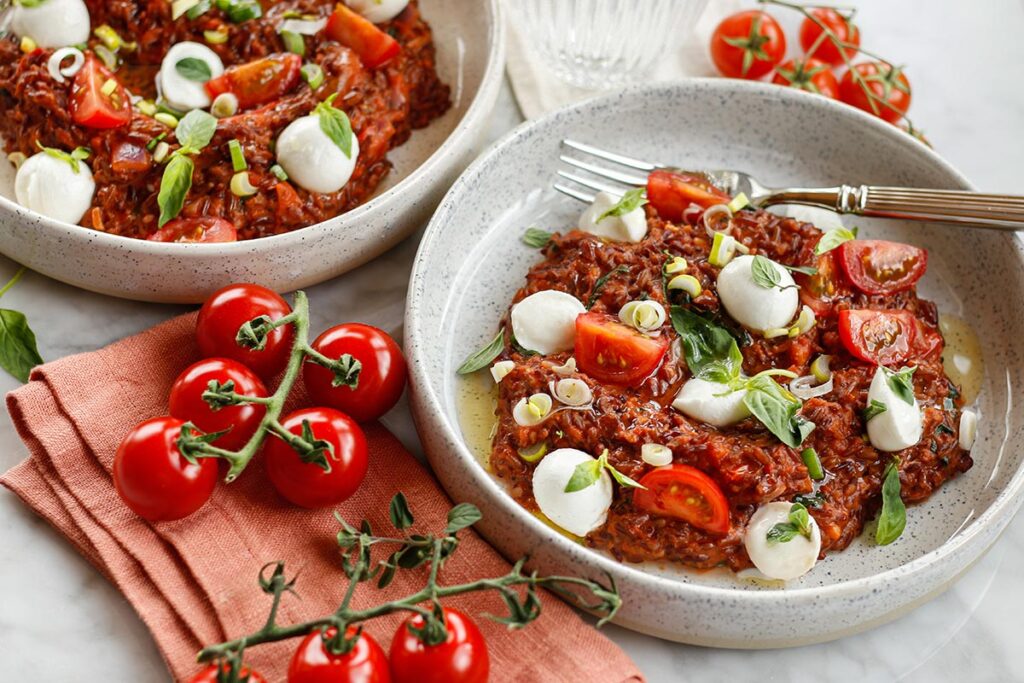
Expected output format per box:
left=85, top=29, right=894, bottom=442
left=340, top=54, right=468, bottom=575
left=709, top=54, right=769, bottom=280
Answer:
left=326, top=4, right=401, bottom=69
left=839, top=62, right=911, bottom=124
left=148, top=217, right=238, bottom=243
left=70, top=54, right=132, bottom=129
left=390, top=608, right=489, bottom=683
left=263, top=407, right=368, bottom=509
left=710, top=10, right=787, bottom=80
left=303, top=323, right=407, bottom=423
left=798, top=8, right=860, bottom=66
left=189, top=664, right=267, bottom=683
left=632, top=464, right=731, bottom=534
left=288, top=627, right=391, bottom=683
left=113, top=416, right=218, bottom=521
left=646, top=169, right=729, bottom=222
left=196, top=284, right=295, bottom=380
left=772, top=58, right=839, bottom=99
left=837, top=309, right=918, bottom=366
left=169, top=358, right=269, bottom=451
left=574, top=312, right=669, bottom=387
left=205, top=53, right=302, bottom=111
left=836, top=239, right=927, bottom=295
left=796, top=251, right=845, bottom=317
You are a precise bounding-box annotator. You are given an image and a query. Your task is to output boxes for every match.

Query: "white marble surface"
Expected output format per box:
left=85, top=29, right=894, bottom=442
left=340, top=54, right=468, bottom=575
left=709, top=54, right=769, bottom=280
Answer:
left=2, top=1, right=1024, bottom=680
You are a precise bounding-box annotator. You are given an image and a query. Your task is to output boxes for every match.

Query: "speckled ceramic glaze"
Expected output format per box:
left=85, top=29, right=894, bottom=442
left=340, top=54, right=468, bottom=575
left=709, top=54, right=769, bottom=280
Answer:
left=406, top=80, right=1024, bottom=647
left=0, top=0, right=504, bottom=303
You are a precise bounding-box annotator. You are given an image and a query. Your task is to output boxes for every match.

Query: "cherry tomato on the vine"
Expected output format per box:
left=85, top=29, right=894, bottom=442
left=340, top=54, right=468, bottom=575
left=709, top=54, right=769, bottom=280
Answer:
left=169, top=358, right=269, bottom=451
left=772, top=58, right=839, bottom=99
left=798, top=8, right=860, bottom=66
left=113, top=416, right=218, bottom=521
left=189, top=664, right=268, bottom=683
left=288, top=627, right=391, bottom=683
left=263, top=407, right=368, bottom=509
left=838, top=62, right=911, bottom=124
left=196, top=284, right=295, bottom=380
left=710, top=10, right=787, bottom=80
left=303, top=323, right=408, bottom=423
left=390, top=608, right=489, bottom=683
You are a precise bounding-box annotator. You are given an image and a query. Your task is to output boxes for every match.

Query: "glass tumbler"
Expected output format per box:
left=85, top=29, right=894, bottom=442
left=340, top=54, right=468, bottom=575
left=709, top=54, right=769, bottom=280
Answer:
left=505, top=0, right=710, bottom=89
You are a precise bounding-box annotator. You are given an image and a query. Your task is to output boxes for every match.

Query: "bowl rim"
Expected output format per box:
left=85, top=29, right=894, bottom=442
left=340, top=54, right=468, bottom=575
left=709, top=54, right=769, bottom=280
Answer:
left=407, top=77, right=1024, bottom=604
left=0, top=0, right=506, bottom=254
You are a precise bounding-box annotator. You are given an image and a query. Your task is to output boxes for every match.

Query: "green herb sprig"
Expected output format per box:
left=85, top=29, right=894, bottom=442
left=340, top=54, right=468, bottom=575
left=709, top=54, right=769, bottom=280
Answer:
left=564, top=449, right=645, bottom=492
left=156, top=109, right=218, bottom=226
left=766, top=502, right=813, bottom=544
left=0, top=268, right=43, bottom=383
left=875, top=457, right=906, bottom=545
left=456, top=329, right=505, bottom=375
left=314, top=94, right=354, bottom=158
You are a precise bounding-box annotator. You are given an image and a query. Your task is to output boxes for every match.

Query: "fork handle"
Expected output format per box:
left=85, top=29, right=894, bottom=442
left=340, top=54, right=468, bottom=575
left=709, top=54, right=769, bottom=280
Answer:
left=765, top=185, right=1024, bottom=231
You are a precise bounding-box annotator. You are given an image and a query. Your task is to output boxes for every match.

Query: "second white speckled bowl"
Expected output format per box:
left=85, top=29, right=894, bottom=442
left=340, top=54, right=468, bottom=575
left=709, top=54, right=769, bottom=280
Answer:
left=406, top=80, right=1024, bottom=647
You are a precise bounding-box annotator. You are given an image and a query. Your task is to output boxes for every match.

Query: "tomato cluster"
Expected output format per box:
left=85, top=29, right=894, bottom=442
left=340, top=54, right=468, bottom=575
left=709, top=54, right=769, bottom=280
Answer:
left=113, top=284, right=407, bottom=522
left=710, top=8, right=917, bottom=133
left=189, top=607, right=490, bottom=683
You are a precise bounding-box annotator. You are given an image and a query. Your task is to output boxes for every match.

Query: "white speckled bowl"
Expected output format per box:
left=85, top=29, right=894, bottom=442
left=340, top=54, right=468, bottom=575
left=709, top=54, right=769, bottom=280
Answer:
left=406, top=80, right=1024, bottom=647
left=0, top=0, right=504, bottom=303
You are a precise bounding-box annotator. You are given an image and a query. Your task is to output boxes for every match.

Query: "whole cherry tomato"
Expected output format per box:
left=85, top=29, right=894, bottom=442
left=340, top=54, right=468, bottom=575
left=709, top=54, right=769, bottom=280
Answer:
left=798, top=8, right=860, bottom=66
left=838, top=62, right=911, bottom=124
left=189, top=663, right=268, bottom=683
left=196, top=284, right=295, bottom=380
left=390, top=608, right=489, bottom=683
left=263, top=407, right=369, bottom=508
left=772, top=58, right=839, bottom=99
left=710, top=10, right=787, bottom=80
left=288, top=627, right=391, bottom=683
left=303, top=324, right=407, bottom=423
left=113, top=416, right=219, bottom=521
left=169, top=358, right=269, bottom=451
left=149, top=217, right=238, bottom=243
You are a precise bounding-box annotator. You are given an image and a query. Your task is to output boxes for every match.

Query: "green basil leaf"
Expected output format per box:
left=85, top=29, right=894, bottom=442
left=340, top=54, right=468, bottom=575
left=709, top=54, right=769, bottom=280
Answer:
left=885, top=366, right=917, bottom=406
left=157, top=154, right=194, bottom=227
left=388, top=492, right=414, bottom=530
left=456, top=329, right=504, bottom=375
left=750, top=255, right=782, bottom=289
left=315, top=95, right=354, bottom=158
left=863, top=398, right=887, bottom=421
left=794, top=491, right=825, bottom=509
left=600, top=451, right=645, bottom=490
left=175, top=57, right=213, bottom=82
left=217, top=0, right=262, bottom=22
left=781, top=263, right=818, bottom=276
left=0, top=308, right=43, bottom=383
left=445, top=502, right=482, bottom=534
left=36, top=141, right=90, bottom=174
left=875, top=457, right=906, bottom=545
left=743, top=374, right=815, bottom=448
left=521, top=227, right=552, bottom=249
left=814, top=226, right=858, bottom=255
left=670, top=306, right=743, bottom=383
left=766, top=522, right=799, bottom=545
left=564, top=458, right=602, bottom=493
left=175, top=109, right=218, bottom=151
left=788, top=502, right=811, bottom=537
left=596, top=187, right=647, bottom=222
left=587, top=264, right=629, bottom=309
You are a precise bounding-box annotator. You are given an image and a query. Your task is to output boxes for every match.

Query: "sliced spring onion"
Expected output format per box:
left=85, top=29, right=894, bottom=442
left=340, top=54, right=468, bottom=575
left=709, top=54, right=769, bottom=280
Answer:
left=300, top=63, right=324, bottom=90
left=791, top=305, right=816, bottom=336
left=619, top=300, right=666, bottom=334
left=211, top=92, right=239, bottom=118
left=518, top=442, right=548, bottom=463
left=94, top=44, right=119, bottom=71
left=810, top=354, right=832, bottom=384
left=94, top=24, right=122, bottom=51
left=734, top=240, right=751, bottom=255
left=269, top=163, right=289, bottom=181
left=47, top=47, right=85, bottom=84
left=227, top=139, right=246, bottom=172
left=763, top=327, right=790, bottom=339
left=145, top=132, right=167, bottom=152
left=280, top=29, right=306, bottom=56
left=663, top=255, right=688, bottom=275
left=513, top=393, right=553, bottom=427
left=152, top=142, right=171, bottom=164
left=7, top=152, right=27, bottom=169
left=279, top=17, right=327, bottom=35
left=640, top=444, right=673, bottom=467
left=20, top=36, right=37, bottom=54
left=726, top=192, right=750, bottom=213
left=551, top=358, right=578, bottom=377
left=204, top=28, right=230, bottom=45
left=702, top=203, right=732, bottom=237
left=958, top=410, right=977, bottom=450
left=137, top=99, right=157, bottom=117
left=171, top=0, right=202, bottom=20
left=154, top=112, right=179, bottom=129
left=801, top=447, right=825, bottom=480
left=789, top=374, right=834, bottom=400
left=100, top=78, right=118, bottom=97
left=550, top=378, right=592, bottom=407
left=489, top=360, right=515, bottom=383
left=230, top=170, right=258, bottom=197
left=667, top=274, right=702, bottom=298
left=709, top=231, right=738, bottom=267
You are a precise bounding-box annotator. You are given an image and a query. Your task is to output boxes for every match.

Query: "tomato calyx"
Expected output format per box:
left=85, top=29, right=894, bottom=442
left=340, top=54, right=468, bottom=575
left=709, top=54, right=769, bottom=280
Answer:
left=722, top=13, right=775, bottom=77
left=773, top=58, right=836, bottom=96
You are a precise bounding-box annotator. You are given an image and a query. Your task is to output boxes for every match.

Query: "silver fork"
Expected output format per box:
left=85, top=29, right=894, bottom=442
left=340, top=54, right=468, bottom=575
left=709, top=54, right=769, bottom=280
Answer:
left=555, top=139, right=1024, bottom=232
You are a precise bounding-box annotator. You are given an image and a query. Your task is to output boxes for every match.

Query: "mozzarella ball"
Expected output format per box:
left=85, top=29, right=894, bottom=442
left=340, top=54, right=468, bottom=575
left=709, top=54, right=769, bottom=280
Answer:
left=716, top=255, right=799, bottom=332
left=866, top=366, right=923, bottom=452
left=510, top=290, right=585, bottom=355
left=276, top=114, right=361, bottom=194
left=672, top=377, right=750, bottom=427
left=158, top=42, right=224, bottom=111
left=745, top=501, right=822, bottom=581
left=11, top=0, right=90, bottom=49
left=767, top=204, right=846, bottom=232
left=15, top=152, right=95, bottom=225
left=346, top=0, right=409, bottom=23
left=532, top=448, right=612, bottom=537
left=577, top=191, right=648, bottom=243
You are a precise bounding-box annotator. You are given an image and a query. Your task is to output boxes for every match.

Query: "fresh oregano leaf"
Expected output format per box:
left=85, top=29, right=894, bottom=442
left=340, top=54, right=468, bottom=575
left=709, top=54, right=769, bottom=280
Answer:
left=875, top=457, right=906, bottom=545
left=456, top=329, right=504, bottom=374
left=0, top=307, right=42, bottom=383
left=389, top=492, right=414, bottom=530
left=445, top=503, right=482, bottom=533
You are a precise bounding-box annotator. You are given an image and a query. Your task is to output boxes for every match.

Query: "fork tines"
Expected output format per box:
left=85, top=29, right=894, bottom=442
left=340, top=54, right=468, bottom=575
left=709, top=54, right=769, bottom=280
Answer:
left=554, top=139, right=659, bottom=204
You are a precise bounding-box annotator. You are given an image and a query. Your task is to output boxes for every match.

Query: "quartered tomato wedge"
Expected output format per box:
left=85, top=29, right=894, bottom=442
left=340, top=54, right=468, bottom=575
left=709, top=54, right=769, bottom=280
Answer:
left=646, top=170, right=729, bottom=222
left=326, top=4, right=401, bottom=68
left=633, top=465, right=730, bottom=534
left=70, top=54, right=132, bottom=129
left=205, top=53, right=302, bottom=111
left=574, top=311, right=668, bottom=387
left=796, top=251, right=845, bottom=316
left=148, top=217, right=238, bottom=243
left=837, top=309, right=918, bottom=365
left=836, top=240, right=927, bottom=295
